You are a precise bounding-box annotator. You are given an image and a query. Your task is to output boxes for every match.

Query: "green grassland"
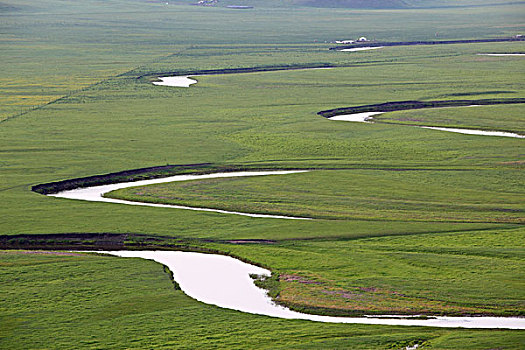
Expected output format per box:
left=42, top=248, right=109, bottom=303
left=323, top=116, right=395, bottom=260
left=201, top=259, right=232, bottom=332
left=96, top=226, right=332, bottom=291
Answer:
left=2, top=0, right=524, bottom=119
left=2, top=47, right=525, bottom=237
left=211, top=227, right=525, bottom=316
left=376, top=104, right=525, bottom=132
left=107, top=169, right=524, bottom=223
left=1, top=0, right=525, bottom=348
left=2, top=251, right=524, bottom=350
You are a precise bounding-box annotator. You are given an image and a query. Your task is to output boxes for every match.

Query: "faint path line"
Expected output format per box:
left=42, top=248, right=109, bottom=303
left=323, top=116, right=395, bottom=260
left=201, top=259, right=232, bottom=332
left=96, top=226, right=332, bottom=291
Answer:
left=0, top=48, right=191, bottom=126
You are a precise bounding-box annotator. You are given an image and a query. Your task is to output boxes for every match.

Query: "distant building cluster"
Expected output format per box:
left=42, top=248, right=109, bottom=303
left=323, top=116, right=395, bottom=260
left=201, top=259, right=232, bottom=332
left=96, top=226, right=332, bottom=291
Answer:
left=333, top=36, right=369, bottom=44
left=194, top=0, right=218, bottom=6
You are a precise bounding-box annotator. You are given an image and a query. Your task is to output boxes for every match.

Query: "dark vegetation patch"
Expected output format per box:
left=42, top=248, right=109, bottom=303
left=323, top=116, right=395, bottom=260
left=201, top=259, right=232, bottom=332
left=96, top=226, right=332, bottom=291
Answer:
left=0, top=233, right=273, bottom=269
left=482, top=52, right=525, bottom=54
left=135, top=64, right=336, bottom=80
left=0, top=233, right=227, bottom=252
left=1, top=233, right=129, bottom=251
left=31, top=163, right=283, bottom=195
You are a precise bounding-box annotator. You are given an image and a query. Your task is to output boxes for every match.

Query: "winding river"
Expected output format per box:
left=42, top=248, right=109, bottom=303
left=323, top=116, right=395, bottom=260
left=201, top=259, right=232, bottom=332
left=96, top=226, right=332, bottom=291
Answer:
left=93, top=250, right=525, bottom=329
left=327, top=109, right=525, bottom=138
left=478, top=53, right=525, bottom=56
left=49, top=170, right=311, bottom=220
left=151, top=67, right=333, bottom=87
left=339, top=47, right=383, bottom=52
left=45, top=67, right=525, bottom=330
left=151, top=67, right=524, bottom=139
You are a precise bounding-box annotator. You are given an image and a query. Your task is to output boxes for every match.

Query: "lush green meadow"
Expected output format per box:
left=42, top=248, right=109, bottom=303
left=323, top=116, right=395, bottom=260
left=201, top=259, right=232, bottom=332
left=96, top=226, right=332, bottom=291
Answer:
left=208, top=228, right=525, bottom=317
left=1, top=0, right=524, bottom=348
left=2, top=0, right=525, bottom=119
left=108, top=169, right=524, bottom=223
left=2, top=251, right=524, bottom=350
left=377, top=103, right=525, bottom=132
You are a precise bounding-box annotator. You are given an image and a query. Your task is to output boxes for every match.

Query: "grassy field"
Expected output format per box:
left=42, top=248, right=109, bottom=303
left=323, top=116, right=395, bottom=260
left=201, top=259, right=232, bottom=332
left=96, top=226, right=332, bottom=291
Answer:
left=208, top=228, right=525, bottom=317
left=2, top=251, right=524, bottom=350
left=2, top=0, right=524, bottom=119
left=107, top=169, right=524, bottom=223
left=1, top=0, right=524, bottom=348
left=376, top=104, right=525, bottom=132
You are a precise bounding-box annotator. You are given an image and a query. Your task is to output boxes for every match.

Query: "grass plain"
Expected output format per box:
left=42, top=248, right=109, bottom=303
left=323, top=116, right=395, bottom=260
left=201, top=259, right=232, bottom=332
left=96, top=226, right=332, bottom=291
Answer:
left=2, top=251, right=524, bottom=350
left=1, top=0, right=524, bottom=348
left=376, top=104, right=525, bottom=132
left=108, top=169, right=525, bottom=223
left=208, top=228, right=524, bottom=317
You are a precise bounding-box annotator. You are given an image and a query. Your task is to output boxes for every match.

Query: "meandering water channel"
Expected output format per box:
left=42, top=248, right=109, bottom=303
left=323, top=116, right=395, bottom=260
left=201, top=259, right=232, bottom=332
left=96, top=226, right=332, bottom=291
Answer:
left=44, top=67, right=525, bottom=330
left=339, top=47, right=384, bottom=52
left=150, top=69, right=524, bottom=139
left=91, top=250, right=525, bottom=329
left=49, top=170, right=311, bottom=220
left=151, top=67, right=334, bottom=87
left=477, top=53, right=525, bottom=56
left=326, top=108, right=525, bottom=138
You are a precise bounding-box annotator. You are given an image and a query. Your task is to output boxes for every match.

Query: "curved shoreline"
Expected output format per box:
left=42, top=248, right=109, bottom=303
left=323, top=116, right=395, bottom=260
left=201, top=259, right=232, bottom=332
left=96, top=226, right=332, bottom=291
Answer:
left=93, top=250, right=525, bottom=329
left=151, top=66, right=334, bottom=88
left=339, top=47, right=383, bottom=52
left=478, top=53, right=525, bottom=56
left=47, top=170, right=312, bottom=220
left=318, top=98, right=525, bottom=118
left=419, top=126, right=525, bottom=138
left=153, top=75, right=198, bottom=87
left=319, top=98, right=525, bottom=138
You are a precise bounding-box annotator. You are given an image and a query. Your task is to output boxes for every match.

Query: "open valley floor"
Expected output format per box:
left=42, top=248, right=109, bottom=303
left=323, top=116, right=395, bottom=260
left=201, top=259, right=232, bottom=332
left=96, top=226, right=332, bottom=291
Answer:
left=1, top=0, right=524, bottom=348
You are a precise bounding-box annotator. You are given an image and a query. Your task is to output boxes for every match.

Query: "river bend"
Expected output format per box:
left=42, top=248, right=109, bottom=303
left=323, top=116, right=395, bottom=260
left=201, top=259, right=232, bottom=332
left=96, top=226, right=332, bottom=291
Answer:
left=49, top=171, right=311, bottom=220
left=93, top=250, right=525, bottom=329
